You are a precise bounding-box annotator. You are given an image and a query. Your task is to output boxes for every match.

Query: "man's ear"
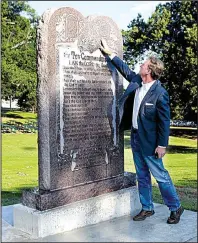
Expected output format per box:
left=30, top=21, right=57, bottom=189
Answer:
left=146, top=68, right=151, bottom=75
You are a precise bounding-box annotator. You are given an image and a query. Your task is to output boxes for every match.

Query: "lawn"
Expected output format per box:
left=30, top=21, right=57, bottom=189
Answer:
left=2, top=133, right=38, bottom=205
left=2, top=131, right=197, bottom=211
left=2, top=110, right=37, bottom=124
left=124, top=130, right=197, bottom=211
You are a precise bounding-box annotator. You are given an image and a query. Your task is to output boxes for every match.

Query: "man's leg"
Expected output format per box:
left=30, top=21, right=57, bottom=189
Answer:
left=131, top=132, right=154, bottom=212
left=132, top=151, right=154, bottom=211
left=143, top=155, right=181, bottom=211
left=143, top=155, right=184, bottom=223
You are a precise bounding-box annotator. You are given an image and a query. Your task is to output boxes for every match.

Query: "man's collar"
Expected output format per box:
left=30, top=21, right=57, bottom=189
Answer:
left=142, top=80, right=156, bottom=85
left=141, top=80, right=156, bottom=88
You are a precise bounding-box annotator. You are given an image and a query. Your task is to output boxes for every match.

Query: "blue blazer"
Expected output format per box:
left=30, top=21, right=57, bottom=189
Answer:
left=111, top=56, right=170, bottom=156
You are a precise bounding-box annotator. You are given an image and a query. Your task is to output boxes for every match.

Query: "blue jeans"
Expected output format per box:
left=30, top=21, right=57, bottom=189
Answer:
left=131, top=131, right=181, bottom=211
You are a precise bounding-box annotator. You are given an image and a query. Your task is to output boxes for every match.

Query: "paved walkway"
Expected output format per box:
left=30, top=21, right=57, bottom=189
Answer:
left=2, top=203, right=197, bottom=242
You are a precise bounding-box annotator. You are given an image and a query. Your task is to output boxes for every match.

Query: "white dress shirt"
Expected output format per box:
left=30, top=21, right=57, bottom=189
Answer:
left=132, top=81, right=156, bottom=129
left=133, top=81, right=166, bottom=148
left=109, top=53, right=155, bottom=129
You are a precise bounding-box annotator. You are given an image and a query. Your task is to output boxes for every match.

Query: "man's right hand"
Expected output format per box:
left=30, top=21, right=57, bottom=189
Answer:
left=99, top=39, right=112, bottom=56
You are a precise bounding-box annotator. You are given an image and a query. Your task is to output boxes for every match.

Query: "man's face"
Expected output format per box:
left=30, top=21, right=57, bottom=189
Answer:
left=139, top=59, right=150, bottom=77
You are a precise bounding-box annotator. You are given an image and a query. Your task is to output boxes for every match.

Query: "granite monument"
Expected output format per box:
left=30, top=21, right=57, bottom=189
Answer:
left=22, top=7, right=136, bottom=211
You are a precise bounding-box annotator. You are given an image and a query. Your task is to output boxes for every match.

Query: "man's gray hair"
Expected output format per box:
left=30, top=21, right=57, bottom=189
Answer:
left=148, top=56, right=164, bottom=80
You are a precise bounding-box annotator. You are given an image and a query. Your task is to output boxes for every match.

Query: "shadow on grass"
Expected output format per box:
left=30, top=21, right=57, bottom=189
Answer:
left=124, top=138, right=197, bottom=153
left=166, top=145, right=197, bottom=154
left=152, top=184, right=197, bottom=211
left=124, top=131, right=197, bottom=153
left=124, top=136, right=131, bottom=149
left=125, top=129, right=197, bottom=140
left=2, top=187, right=36, bottom=206
left=124, top=130, right=131, bottom=137
left=1, top=111, right=37, bottom=120
left=2, top=191, right=22, bottom=206
left=23, top=147, right=37, bottom=150
left=4, top=113, right=24, bottom=119
left=170, top=129, right=197, bottom=140
left=176, top=179, right=197, bottom=188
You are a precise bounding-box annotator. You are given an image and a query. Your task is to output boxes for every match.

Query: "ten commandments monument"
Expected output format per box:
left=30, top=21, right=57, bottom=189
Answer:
left=13, top=7, right=140, bottom=237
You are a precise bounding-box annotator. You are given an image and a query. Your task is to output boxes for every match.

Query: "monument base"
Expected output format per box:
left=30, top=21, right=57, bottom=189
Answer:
left=22, top=172, right=136, bottom=211
left=13, top=186, right=141, bottom=238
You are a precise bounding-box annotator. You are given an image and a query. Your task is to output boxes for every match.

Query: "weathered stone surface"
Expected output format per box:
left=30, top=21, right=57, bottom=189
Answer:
left=22, top=7, right=134, bottom=210
left=22, top=173, right=136, bottom=211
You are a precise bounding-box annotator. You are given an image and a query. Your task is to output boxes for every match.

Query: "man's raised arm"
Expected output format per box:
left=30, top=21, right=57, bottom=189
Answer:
left=100, top=39, right=141, bottom=83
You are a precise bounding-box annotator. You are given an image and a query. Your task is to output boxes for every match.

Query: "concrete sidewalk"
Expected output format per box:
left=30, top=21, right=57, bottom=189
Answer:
left=2, top=203, right=197, bottom=242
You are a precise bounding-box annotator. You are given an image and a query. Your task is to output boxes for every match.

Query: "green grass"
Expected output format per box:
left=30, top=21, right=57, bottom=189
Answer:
left=2, top=131, right=197, bottom=211
left=2, top=111, right=37, bottom=124
left=124, top=131, right=197, bottom=211
left=170, top=126, right=197, bottom=130
left=2, top=110, right=37, bottom=119
left=2, top=133, right=38, bottom=205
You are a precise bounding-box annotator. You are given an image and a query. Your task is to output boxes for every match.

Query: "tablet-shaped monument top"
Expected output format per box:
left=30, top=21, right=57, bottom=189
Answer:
left=22, top=7, right=135, bottom=210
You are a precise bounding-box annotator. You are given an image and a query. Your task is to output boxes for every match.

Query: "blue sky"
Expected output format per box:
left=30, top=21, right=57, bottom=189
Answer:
left=29, top=1, right=169, bottom=30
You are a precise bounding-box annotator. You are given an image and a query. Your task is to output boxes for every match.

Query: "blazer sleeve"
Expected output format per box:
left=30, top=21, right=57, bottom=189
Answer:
left=111, top=56, right=141, bottom=84
left=156, top=90, right=170, bottom=147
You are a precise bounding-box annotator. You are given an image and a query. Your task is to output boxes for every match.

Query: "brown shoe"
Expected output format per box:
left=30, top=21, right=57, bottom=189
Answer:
left=167, top=206, right=184, bottom=224
left=133, top=209, right=155, bottom=221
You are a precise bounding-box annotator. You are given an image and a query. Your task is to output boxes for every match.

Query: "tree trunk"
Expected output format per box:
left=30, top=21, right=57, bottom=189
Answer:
left=10, top=96, right=12, bottom=110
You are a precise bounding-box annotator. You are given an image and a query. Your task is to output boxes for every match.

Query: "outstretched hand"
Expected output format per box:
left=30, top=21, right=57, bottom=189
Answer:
left=99, top=39, right=112, bottom=56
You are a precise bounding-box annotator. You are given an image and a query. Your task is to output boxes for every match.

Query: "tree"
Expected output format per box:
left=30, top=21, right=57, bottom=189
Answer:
left=122, top=1, right=197, bottom=121
left=1, top=1, right=39, bottom=111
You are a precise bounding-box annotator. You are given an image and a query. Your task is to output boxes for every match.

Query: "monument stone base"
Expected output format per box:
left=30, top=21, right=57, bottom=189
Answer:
left=13, top=186, right=141, bottom=238
left=22, top=173, right=136, bottom=211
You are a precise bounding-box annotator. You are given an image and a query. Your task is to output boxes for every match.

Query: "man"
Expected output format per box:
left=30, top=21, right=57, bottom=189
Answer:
left=100, top=39, right=184, bottom=224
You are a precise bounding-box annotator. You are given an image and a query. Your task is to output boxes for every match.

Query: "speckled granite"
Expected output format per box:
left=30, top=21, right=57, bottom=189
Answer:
left=22, top=7, right=132, bottom=211
left=22, top=173, right=136, bottom=211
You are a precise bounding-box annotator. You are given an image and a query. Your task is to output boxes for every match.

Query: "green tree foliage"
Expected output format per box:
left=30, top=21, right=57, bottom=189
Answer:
left=122, top=1, right=197, bottom=121
left=1, top=1, right=39, bottom=111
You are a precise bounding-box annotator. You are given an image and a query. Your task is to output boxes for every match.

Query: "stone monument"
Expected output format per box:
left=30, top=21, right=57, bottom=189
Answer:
left=13, top=7, right=140, bottom=237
